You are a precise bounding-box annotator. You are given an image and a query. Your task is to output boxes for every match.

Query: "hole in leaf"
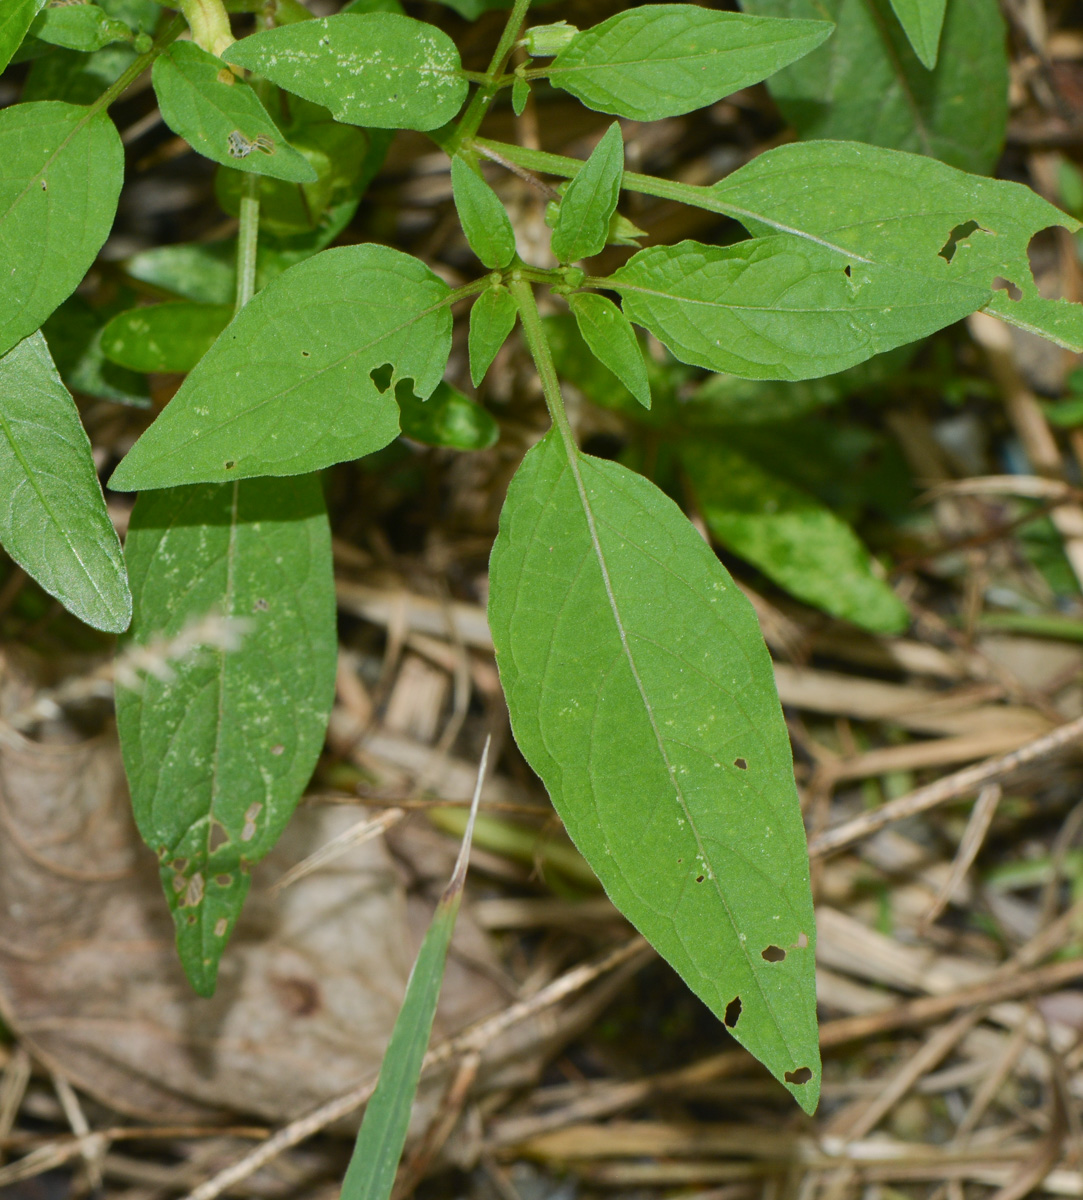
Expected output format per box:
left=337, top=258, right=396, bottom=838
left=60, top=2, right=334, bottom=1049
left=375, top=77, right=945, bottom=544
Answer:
left=209, top=823, right=231, bottom=852
left=734, top=757, right=747, bottom=770
left=993, top=276, right=1023, bottom=301
left=724, top=996, right=742, bottom=1027
left=370, top=363, right=394, bottom=393
left=224, top=460, right=236, bottom=470
left=762, top=945, right=786, bottom=962
left=785, top=1067, right=813, bottom=1085
left=301, top=350, right=310, bottom=357
left=843, top=264, right=852, bottom=277
left=695, top=874, right=705, bottom=883
left=938, top=220, right=982, bottom=262
left=794, top=931, right=809, bottom=949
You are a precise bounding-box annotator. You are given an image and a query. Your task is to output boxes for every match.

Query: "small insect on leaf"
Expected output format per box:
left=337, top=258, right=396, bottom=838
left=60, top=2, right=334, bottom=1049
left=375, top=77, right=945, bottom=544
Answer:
left=227, top=130, right=275, bottom=159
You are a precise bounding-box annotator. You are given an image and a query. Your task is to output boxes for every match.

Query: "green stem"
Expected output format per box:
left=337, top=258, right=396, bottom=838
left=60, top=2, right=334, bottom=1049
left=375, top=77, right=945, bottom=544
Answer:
left=448, top=0, right=533, bottom=153
left=177, top=0, right=234, bottom=55
left=235, top=173, right=260, bottom=313
left=88, top=14, right=183, bottom=116
left=507, top=275, right=575, bottom=454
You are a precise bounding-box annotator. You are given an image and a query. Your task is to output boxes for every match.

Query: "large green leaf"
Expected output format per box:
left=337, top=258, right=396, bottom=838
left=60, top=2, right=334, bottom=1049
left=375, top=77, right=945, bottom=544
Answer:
left=609, top=236, right=988, bottom=381
left=223, top=13, right=469, bottom=132
left=489, top=430, right=820, bottom=1110
left=680, top=440, right=907, bottom=633
left=109, top=245, right=453, bottom=490
left=551, top=122, right=623, bottom=264
left=451, top=157, right=516, bottom=270
left=0, top=332, right=130, bottom=632
left=547, top=4, right=833, bottom=121
left=152, top=42, right=317, bottom=182
left=711, top=140, right=1083, bottom=352
left=117, top=475, right=336, bottom=995
left=101, top=302, right=233, bottom=373
left=739, top=0, right=1007, bottom=174
left=0, top=101, right=124, bottom=358
left=888, top=0, right=947, bottom=68
left=1, top=0, right=47, bottom=71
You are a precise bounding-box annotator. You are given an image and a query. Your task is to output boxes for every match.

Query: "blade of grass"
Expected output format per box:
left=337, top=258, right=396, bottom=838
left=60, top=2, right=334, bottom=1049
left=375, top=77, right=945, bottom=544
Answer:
left=339, top=736, right=490, bottom=1200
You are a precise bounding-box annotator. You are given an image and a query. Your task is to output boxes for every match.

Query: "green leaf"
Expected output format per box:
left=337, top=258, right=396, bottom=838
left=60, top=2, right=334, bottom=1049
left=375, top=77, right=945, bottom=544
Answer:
left=123, top=241, right=236, bottom=304
left=22, top=43, right=136, bottom=104
left=888, top=0, right=947, bottom=69
left=0, top=0, right=47, bottom=72
left=223, top=14, right=469, bottom=132
left=152, top=42, right=317, bottom=183
left=28, top=3, right=133, bottom=51
left=739, top=0, right=1007, bottom=175
left=340, top=753, right=484, bottom=1200
left=116, top=474, right=336, bottom=995
left=489, top=430, right=819, bottom=1110
left=451, top=157, right=516, bottom=270
left=0, top=332, right=131, bottom=632
left=547, top=4, right=833, bottom=121
left=568, top=291, right=649, bottom=408
left=43, top=295, right=151, bottom=407
left=512, top=74, right=529, bottom=116
left=101, top=302, right=233, bottom=373
left=0, top=101, right=124, bottom=358
left=710, top=140, right=1083, bottom=352
left=468, top=285, right=517, bottom=386
left=680, top=440, right=907, bottom=633
left=109, top=245, right=452, bottom=490
left=397, top=380, right=498, bottom=451
left=551, top=122, right=622, bottom=264
left=609, top=236, right=988, bottom=382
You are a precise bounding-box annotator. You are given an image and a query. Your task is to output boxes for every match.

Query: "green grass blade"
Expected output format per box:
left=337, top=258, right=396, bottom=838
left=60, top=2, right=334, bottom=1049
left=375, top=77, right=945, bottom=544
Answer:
left=339, top=737, right=489, bottom=1200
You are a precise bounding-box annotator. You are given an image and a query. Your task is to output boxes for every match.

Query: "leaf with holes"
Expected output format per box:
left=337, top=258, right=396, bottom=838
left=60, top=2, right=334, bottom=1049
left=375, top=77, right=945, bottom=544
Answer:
left=0, top=100, right=124, bottom=358
left=739, top=0, right=1007, bottom=174
left=489, top=430, right=820, bottom=1110
left=109, top=245, right=453, bottom=490
left=568, top=292, right=649, bottom=408
left=708, top=140, right=1083, bottom=352
left=546, top=4, right=833, bottom=122
left=223, top=13, right=469, bottom=132
left=152, top=42, right=317, bottom=183
left=608, top=236, right=988, bottom=381
left=888, top=0, right=947, bottom=69
left=0, top=332, right=131, bottom=632
left=451, top=157, right=516, bottom=270
left=116, top=475, right=336, bottom=995
left=1, top=0, right=46, bottom=71
left=101, top=302, right=234, bottom=374
left=679, top=440, right=907, bottom=633
left=551, top=122, right=623, bottom=264
left=468, top=285, right=517, bottom=386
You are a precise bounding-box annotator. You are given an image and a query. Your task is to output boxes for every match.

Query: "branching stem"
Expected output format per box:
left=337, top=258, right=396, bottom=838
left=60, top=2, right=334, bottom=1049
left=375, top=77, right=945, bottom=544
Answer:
left=507, top=275, right=576, bottom=455
left=447, top=0, right=533, bottom=152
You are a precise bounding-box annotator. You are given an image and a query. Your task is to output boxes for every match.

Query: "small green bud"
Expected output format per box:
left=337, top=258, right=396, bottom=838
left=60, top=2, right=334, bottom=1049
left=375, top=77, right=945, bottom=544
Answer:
left=561, top=266, right=586, bottom=289
left=522, top=20, right=578, bottom=57
left=544, top=199, right=561, bottom=231
left=133, top=31, right=152, bottom=52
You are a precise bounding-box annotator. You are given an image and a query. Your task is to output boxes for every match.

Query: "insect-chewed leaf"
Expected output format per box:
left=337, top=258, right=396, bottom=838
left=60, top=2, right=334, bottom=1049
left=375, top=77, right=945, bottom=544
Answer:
left=547, top=4, right=833, bottom=121
left=489, top=431, right=820, bottom=1111
left=0, top=332, right=131, bottom=632
left=0, top=101, right=124, bottom=358
left=739, top=0, right=1006, bottom=175
left=710, top=140, right=1083, bottom=352
left=152, top=42, right=316, bottom=183
left=888, top=0, right=947, bottom=69
left=551, top=122, right=623, bottom=264
left=109, top=245, right=452, bottom=490
left=451, top=157, right=515, bottom=270
left=101, top=302, right=234, bottom=373
left=468, top=286, right=517, bottom=386
left=28, top=3, right=133, bottom=52
left=609, top=236, right=989, bottom=381
left=117, top=475, right=336, bottom=996
left=1, top=0, right=46, bottom=69
left=679, top=440, right=907, bottom=633
left=223, top=13, right=469, bottom=131
left=568, top=291, right=649, bottom=408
